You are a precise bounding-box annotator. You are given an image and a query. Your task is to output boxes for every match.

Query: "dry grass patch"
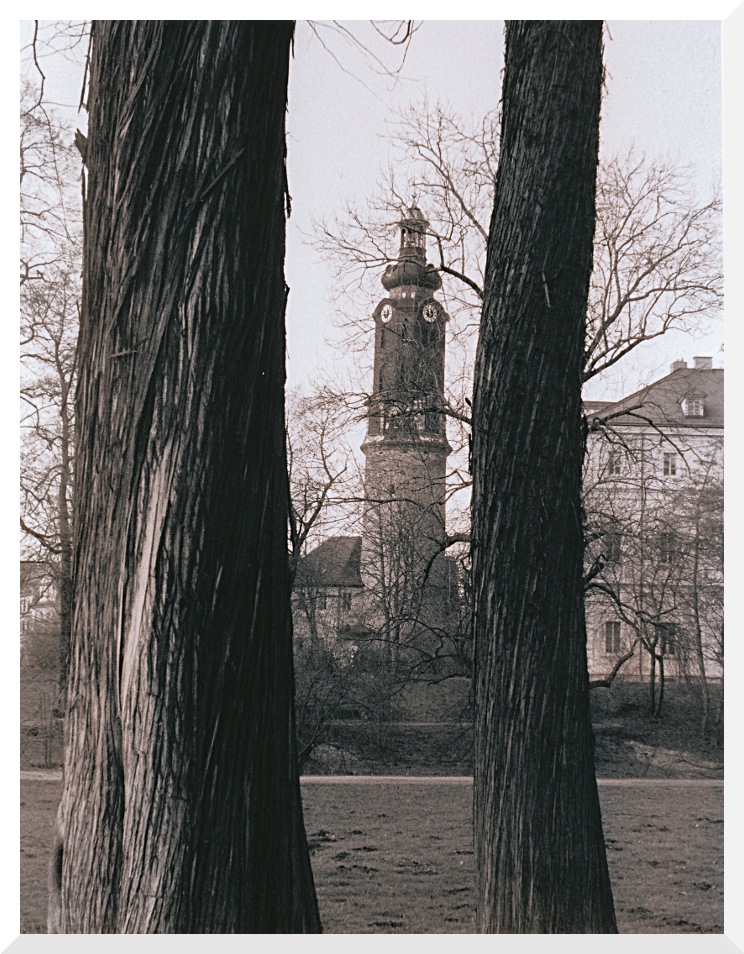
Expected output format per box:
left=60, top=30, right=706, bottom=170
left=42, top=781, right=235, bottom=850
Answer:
left=599, top=781, right=724, bottom=933
left=304, top=780, right=475, bottom=933
left=21, top=778, right=60, bottom=934
left=302, top=778, right=723, bottom=934
left=21, top=775, right=722, bottom=934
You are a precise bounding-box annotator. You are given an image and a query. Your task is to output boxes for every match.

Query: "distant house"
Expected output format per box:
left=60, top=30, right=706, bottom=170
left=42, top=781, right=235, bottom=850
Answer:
left=293, top=536, right=364, bottom=651
left=583, top=358, right=723, bottom=687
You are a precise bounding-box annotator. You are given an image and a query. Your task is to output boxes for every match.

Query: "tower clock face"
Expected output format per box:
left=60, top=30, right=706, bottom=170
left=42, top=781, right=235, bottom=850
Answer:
left=423, top=303, right=438, bottom=323
left=381, top=304, right=393, bottom=323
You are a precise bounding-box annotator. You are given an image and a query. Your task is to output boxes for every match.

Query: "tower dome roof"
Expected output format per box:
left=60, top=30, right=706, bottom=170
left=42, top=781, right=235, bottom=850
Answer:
left=381, top=260, right=441, bottom=291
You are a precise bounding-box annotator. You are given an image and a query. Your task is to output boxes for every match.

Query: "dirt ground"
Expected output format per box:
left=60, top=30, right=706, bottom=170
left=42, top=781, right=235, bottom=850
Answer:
left=21, top=774, right=722, bottom=934
left=302, top=778, right=723, bottom=933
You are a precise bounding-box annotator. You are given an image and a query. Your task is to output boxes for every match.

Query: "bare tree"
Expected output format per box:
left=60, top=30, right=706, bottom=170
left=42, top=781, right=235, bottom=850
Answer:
left=21, top=560, right=64, bottom=768
left=471, top=21, right=617, bottom=933
left=286, top=386, right=361, bottom=583
left=585, top=437, right=723, bottom=725
left=20, top=78, right=82, bottom=694
left=287, top=386, right=472, bottom=755
left=314, top=105, right=722, bottom=386
left=585, top=153, right=722, bottom=379
left=357, top=483, right=467, bottom=675
left=20, top=78, right=82, bottom=285
left=52, top=21, right=320, bottom=933
left=679, top=472, right=724, bottom=735
left=588, top=507, right=689, bottom=718
left=309, top=91, right=721, bottom=726
left=313, top=101, right=493, bottom=326
left=21, top=259, right=78, bottom=692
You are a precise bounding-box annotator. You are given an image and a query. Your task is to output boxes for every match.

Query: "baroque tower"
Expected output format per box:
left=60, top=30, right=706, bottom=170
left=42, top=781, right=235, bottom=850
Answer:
left=360, top=205, right=450, bottom=604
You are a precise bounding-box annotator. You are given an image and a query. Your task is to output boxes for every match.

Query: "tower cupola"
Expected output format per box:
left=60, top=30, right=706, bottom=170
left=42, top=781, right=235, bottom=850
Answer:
left=381, top=204, right=441, bottom=293
left=399, top=204, right=427, bottom=262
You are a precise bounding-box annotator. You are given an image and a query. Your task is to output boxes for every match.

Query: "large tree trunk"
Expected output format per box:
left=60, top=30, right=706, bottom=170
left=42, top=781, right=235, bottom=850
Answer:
left=471, top=21, right=617, bottom=933
left=691, top=527, right=711, bottom=736
left=51, top=21, right=321, bottom=933
left=57, top=373, right=73, bottom=695
left=649, top=645, right=658, bottom=715
left=656, top=655, right=666, bottom=718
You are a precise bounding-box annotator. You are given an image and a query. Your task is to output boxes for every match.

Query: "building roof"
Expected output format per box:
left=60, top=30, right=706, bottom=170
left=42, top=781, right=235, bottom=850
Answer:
left=296, top=535, right=363, bottom=589
left=586, top=365, right=723, bottom=430
left=584, top=399, right=613, bottom=415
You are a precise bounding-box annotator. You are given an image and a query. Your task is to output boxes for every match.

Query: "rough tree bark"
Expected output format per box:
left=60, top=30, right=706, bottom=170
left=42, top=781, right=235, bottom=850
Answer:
left=57, top=368, right=73, bottom=694
left=51, top=21, right=321, bottom=933
left=471, top=22, right=617, bottom=933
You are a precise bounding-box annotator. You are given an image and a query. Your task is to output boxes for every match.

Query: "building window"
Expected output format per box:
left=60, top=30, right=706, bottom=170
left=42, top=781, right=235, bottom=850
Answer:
left=604, top=532, right=622, bottom=564
left=425, top=410, right=439, bottom=433
left=659, top=532, right=676, bottom=564
left=682, top=396, right=704, bottom=417
left=655, top=622, right=678, bottom=656
left=384, top=404, right=402, bottom=432
left=663, top=452, right=677, bottom=477
left=316, top=592, right=327, bottom=611
left=412, top=398, right=425, bottom=433
left=340, top=591, right=352, bottom=612
left=605, top=621, right=621, bottom=654
left=607, top=451, right=622, bottom=476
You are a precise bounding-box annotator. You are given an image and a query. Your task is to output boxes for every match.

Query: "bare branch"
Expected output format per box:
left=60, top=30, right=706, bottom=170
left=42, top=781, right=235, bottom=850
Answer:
left=589, top=645, right=636, bottom=689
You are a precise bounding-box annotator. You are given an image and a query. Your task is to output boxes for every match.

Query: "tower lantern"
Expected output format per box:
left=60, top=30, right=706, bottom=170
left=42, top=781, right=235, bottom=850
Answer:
left=399, top=204, right=428, bottom=260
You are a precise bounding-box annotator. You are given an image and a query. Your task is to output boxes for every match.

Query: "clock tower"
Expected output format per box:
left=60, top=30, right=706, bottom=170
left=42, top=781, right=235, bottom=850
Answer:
left=360, top=205, right=451, bottom=597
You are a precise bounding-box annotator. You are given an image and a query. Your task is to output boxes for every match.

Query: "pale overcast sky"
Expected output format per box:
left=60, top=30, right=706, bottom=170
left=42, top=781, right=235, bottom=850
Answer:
left=18, top=18, right=726, bottom=403
left=284, top=20, right=723, bottom=400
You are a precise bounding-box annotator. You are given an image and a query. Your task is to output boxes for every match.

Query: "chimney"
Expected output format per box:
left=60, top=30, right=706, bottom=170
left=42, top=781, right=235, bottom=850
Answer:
left=693, top=356, right=713, bottom=370
left=670, top=359, right=688, bottom=372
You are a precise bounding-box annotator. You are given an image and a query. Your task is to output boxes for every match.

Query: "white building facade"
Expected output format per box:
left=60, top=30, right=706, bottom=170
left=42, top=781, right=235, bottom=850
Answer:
left=583, top=358, right=723, bottom=687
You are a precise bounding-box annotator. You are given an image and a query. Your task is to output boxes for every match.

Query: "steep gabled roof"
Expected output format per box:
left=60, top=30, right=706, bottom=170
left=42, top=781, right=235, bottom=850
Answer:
left=296, top=535, right=363, bottom=589
left=587, top=367, right=723, bottom=429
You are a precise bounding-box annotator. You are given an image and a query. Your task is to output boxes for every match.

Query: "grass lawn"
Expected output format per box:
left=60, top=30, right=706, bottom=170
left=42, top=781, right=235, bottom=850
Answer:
left=21, top=776, right=723, bottom=934
left=20, top=778, right=59, bottom=935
